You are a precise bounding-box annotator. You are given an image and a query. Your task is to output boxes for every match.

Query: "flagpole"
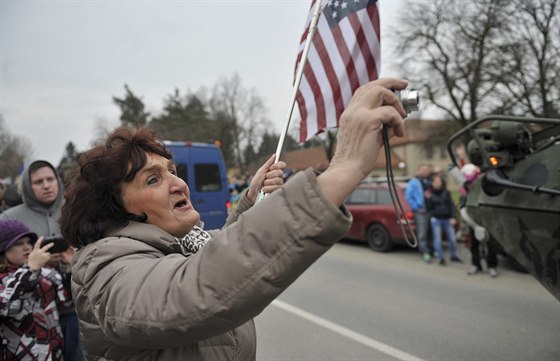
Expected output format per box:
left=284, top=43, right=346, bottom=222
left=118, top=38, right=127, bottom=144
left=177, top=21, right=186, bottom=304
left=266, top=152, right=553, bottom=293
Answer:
left=257, top=0, right=323, bottom=203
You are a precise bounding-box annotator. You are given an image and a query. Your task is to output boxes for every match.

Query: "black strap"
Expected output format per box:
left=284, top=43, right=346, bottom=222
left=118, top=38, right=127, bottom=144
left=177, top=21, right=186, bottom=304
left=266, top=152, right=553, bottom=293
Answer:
left=383, top=125, right=418, bottom=248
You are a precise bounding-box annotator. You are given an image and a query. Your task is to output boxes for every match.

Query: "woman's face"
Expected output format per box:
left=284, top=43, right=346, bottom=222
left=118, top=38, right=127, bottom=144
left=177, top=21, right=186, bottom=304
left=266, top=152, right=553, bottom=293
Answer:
left=432, top=176, right=442, bottom=189
left=121, top=153, right=200, bottom=237
left=5, top=236, right=33, bottom=266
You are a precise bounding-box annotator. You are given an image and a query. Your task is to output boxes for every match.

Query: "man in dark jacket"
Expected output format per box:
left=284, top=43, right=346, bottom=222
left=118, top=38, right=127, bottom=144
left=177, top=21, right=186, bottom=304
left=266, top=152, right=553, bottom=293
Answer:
left=425, top=175, right=462, bottom=266
left=0, top=160, right=87, bottom=361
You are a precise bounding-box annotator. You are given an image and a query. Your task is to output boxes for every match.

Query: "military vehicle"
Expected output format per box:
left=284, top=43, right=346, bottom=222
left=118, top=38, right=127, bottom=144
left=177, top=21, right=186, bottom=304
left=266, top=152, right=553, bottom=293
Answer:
left=446, top=115, right=560, bottom=302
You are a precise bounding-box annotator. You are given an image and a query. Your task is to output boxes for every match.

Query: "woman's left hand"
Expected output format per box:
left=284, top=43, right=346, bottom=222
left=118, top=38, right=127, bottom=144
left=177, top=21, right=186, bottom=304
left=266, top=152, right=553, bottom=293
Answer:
left=246, top=154, right=287, bottom=204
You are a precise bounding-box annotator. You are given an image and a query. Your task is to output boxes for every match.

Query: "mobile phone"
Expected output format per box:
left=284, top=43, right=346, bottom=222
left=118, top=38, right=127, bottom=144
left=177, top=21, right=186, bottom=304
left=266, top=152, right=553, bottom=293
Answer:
left=42, top=236, right=70, bottom=254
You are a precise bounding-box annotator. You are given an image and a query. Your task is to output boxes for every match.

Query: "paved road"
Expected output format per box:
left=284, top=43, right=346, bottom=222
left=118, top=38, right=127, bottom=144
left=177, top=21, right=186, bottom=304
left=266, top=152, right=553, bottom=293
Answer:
left=255, top=241, right=560, bottom=361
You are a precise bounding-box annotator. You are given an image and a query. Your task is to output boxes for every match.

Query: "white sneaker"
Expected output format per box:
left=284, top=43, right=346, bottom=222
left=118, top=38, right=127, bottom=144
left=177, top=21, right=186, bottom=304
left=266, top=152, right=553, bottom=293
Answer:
left=467, top=266, right=481, bottom=275
left=489, top=268, right=498, bottom=278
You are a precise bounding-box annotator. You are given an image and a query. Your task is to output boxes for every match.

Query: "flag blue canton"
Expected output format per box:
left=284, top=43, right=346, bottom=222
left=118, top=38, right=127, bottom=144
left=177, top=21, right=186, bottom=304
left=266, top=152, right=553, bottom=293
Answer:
left=323, top=0, right=377, bottom=27
left=296, top=0, right=381, bottom=141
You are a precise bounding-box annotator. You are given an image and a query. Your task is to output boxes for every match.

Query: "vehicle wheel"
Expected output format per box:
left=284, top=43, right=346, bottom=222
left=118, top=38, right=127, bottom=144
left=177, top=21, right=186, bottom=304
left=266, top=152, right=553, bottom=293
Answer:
left=366, top=224, right=393, bottom=252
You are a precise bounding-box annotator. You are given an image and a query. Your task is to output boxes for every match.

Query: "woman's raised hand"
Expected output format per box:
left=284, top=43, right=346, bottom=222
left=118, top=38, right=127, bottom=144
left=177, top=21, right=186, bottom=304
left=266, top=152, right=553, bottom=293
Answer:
left=246, top=154, right=287, bottom=204
left=318, top=78, right=409, bottom=206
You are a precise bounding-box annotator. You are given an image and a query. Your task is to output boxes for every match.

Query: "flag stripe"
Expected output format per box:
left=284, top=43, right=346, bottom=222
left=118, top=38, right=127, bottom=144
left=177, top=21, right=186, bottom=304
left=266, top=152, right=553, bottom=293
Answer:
left=303, top=48, right=327, bottom=129
left=297, top=88, right=309, bottom=141
left=313, top=26, right=345, bottom=124
left=295, top=0, right=317, bottom=77
left=362, top=4, right=381, bottom=79
left=296, top=0, right=380, bottom=142
left=349, top=13, right=377, bottom=84
left=330, top=22, right=359, bottom=103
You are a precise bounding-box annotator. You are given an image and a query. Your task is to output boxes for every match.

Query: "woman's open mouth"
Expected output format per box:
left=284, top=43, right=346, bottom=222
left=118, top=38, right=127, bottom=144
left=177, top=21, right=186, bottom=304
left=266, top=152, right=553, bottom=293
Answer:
left=174, top=198, right=188, bottom=209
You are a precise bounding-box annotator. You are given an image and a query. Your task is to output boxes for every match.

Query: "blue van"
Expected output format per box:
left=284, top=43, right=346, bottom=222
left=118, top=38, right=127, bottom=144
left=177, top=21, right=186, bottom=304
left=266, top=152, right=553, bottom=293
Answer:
left=164, top=141, right=229, bottom=230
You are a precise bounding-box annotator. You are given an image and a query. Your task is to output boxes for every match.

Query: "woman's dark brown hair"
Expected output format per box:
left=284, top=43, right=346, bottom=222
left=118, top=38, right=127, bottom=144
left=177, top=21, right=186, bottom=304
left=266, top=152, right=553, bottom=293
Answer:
left=60, top=127, right=172, bottom=248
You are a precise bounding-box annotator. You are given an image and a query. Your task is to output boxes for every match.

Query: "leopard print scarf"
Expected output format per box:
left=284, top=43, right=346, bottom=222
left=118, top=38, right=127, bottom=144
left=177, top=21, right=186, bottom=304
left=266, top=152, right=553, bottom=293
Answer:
left=175, top=226, right=212, bottom=255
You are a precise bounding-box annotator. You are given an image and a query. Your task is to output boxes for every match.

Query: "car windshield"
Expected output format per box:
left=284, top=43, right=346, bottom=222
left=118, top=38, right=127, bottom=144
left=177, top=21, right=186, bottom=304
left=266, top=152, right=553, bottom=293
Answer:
left=346, top=188, right=374, bottom=204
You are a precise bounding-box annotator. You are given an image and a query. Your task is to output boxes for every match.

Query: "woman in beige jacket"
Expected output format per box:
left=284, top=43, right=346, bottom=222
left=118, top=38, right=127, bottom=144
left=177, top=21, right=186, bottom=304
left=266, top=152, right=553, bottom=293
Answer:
left=59, top=78, right=409, bottom=360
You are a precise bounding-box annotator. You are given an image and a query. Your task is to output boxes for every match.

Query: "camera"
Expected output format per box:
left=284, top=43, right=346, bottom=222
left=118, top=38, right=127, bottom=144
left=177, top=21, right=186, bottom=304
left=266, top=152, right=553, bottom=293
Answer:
left=394, top=89, right=419, bottom=114
left=42, top=236, right=70, bottom=254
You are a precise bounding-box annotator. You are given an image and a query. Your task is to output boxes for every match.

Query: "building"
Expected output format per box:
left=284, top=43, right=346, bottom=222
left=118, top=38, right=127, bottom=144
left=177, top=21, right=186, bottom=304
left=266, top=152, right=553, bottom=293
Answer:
left=278, top=119, right=463, bottom=190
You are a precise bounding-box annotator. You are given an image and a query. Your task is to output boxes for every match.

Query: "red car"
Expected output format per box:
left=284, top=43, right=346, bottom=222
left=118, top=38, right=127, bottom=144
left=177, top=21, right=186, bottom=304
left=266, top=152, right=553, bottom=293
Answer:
left=344, top=182, right=416, bottom=252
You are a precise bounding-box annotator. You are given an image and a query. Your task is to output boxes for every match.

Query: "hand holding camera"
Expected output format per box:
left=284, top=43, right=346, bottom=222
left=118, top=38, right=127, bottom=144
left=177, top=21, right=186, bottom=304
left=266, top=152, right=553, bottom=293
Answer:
left=27, top=237, right=55, bottom=271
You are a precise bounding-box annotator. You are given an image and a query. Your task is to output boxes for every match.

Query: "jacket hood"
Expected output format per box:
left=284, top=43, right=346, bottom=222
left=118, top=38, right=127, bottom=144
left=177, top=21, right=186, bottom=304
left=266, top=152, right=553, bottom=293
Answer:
left=21, top=160, right=64, bottom=214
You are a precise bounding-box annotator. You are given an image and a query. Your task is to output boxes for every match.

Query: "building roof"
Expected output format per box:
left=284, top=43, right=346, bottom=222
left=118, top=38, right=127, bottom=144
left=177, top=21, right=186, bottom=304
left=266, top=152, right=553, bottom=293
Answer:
left=252, top=119, right=457, bottom=173
left=281, top=147, right=329, bottom=171
left=281, top=145, right=404, bottom=171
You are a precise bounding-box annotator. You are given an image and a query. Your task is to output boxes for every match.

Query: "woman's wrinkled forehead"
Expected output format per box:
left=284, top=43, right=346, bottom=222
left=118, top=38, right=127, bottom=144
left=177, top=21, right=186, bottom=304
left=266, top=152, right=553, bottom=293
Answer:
left=124, top=149, right=149, bottom=182
left=126, top=152, right=175, bottom=182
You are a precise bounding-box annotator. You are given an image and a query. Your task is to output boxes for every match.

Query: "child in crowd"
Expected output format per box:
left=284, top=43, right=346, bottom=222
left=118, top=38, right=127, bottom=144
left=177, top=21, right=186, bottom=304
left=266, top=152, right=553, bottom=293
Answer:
left=0, top=219, right=70, bottom=360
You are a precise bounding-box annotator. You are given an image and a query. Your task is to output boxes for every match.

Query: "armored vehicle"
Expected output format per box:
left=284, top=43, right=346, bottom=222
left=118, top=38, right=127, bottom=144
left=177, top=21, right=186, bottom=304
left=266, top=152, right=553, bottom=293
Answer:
left=447, top=115, right=560, bottom=301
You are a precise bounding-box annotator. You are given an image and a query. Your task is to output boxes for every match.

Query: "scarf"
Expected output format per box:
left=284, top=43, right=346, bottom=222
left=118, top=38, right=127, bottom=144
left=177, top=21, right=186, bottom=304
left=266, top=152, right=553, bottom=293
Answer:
left=175, top=226, right=212, bottom=255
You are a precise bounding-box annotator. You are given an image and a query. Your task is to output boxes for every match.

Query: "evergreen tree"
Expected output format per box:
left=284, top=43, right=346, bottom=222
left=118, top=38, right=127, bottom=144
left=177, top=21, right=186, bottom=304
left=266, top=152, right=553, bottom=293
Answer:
left=150, top=90, right=212, bottom=142
left=113, top=84, right=150, bottom=127
left=57, top=142, right=80, bottom=183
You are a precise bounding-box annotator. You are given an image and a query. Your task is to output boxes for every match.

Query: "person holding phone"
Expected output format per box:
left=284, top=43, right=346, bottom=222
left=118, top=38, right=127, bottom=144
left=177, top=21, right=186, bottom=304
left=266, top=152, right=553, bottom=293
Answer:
left=42, top=237, right=70, bottom=254
left=0, top=219, right=71, bottom=360
left=0, top=160, right=86, bottom=361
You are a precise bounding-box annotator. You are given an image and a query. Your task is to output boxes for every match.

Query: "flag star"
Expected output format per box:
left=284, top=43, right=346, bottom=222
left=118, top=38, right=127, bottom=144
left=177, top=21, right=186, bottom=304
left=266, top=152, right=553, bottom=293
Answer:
left=341, top=2, right=348, bottom=9
left=332, top=11, right=338, bottom=18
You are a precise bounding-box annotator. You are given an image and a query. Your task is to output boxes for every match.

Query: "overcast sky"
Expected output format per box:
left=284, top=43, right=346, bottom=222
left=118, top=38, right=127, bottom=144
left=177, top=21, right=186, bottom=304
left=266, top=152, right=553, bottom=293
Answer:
left=1, top=0, right=406, bottom=166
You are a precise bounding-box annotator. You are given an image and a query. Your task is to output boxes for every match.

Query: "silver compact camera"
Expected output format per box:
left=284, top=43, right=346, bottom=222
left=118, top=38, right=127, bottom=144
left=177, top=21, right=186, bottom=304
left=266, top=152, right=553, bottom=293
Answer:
left=394, top=89, right=419, bottom=114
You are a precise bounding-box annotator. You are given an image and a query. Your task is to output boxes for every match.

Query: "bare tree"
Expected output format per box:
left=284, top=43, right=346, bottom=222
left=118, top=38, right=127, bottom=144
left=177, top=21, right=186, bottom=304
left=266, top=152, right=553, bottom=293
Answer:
left=209, top=73, right=271, bottom=172
left=496, top=0, right=560, bottom=118
left=0, top=116, right=33, bottom=181
left=391, top=0, right=512, bottom=126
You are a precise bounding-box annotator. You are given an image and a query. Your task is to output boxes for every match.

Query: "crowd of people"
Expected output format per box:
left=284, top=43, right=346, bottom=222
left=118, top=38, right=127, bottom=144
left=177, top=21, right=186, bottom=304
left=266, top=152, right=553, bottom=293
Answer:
left=227, top=173, right=250, bottom=208
left=405, top=163, right=499, bottom=277
left=0, top=161, right=87, bottom=360
left=228, top=169, right=297, bottom=209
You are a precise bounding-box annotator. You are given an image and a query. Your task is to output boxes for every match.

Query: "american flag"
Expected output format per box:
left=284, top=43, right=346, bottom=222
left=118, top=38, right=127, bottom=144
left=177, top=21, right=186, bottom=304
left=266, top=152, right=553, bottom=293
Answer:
left=296, top=0, right=381, bottom=142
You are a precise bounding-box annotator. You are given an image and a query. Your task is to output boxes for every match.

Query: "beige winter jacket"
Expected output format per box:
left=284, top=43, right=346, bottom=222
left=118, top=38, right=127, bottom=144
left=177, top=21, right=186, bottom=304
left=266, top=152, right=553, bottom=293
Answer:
left=71, top=169, right=352, bottom=360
